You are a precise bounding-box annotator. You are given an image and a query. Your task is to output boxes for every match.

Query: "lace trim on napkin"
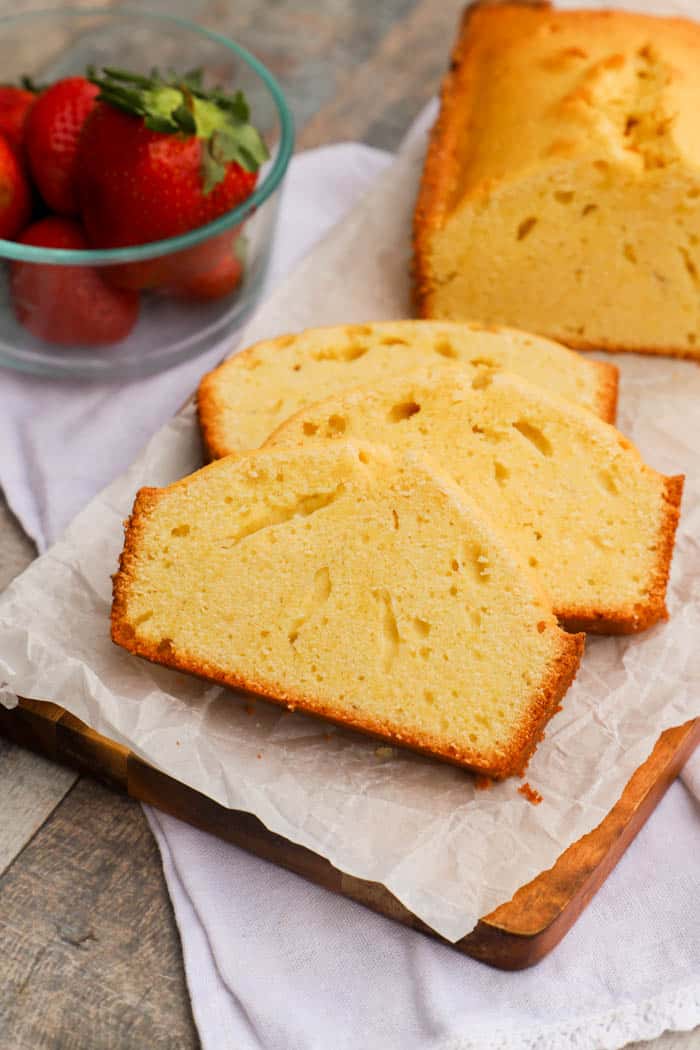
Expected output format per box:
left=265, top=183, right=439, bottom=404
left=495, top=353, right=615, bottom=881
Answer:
left=446, top=978, right=700, bottom=1050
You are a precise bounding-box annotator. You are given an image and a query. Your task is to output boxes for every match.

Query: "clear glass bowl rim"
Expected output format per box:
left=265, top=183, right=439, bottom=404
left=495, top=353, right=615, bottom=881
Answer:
left=0, top=5, right=295, bottom=266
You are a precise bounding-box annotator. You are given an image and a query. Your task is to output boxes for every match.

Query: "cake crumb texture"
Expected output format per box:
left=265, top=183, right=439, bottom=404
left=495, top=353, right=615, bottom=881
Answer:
left=111, top=441, right=584, bottom=779
left=197, top=320, right=618, bottom=459
left=266, top=366, right=683, bottom=634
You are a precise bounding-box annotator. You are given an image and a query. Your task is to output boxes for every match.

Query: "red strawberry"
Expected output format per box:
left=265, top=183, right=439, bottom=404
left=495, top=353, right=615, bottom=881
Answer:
left=0, top=133, right=31, bottom=239
left=103, top=227, right=240, bottom=293
left=10, top=217, right=139, bottom=346
left=25, top=76, right=99, bottom=215
left=168, top=235, right=244, bottom=301
left=76, top=68, right=267, bottom=288
left=0, top=83, right=38, bottom=154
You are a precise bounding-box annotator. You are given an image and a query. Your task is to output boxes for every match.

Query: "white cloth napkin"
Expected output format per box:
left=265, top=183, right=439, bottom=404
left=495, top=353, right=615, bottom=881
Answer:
left=146, top=785, right=700, bottom=1050
left=1, top=138, right=698, bottom=1050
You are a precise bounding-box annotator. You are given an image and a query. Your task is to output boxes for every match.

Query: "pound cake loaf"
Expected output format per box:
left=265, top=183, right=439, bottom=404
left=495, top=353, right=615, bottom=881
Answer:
left=112, top=442, right=584, bottom=779
left=266, top=367, right=683, bottom=634
left=414, top=4, right=700, bottom=358
left=197, top=320, right=618, bottom=459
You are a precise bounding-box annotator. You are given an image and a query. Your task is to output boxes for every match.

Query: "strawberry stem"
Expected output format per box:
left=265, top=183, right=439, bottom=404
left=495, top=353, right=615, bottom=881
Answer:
left=19, top=74, right=44, bottom=93
left=101, top=67, right=153, bottom=87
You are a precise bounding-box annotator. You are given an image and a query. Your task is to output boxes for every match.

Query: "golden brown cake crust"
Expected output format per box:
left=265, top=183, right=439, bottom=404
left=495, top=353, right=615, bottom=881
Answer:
left=111, top=480, right=584, bottom=781
left=590, top=359, right=618, bottom=424
left=111, top=486, right=160, bottom=644
left=412, top=1, right=515, bottom=318
left=197, top=365, right=232, bottom=462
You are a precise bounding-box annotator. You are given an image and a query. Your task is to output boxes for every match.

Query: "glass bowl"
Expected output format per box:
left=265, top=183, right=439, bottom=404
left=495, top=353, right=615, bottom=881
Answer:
left=0, top=7, right=294, bottom=380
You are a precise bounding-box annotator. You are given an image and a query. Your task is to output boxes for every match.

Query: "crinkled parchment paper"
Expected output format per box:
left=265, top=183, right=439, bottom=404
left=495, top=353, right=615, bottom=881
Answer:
left=1, top=50, right=700, bottom=943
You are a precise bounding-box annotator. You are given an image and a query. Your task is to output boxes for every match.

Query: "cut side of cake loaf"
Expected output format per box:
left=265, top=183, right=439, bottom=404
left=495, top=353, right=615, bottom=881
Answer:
left=112, top=442, right=584, bottom=779
left=266, top=368, right=683, bottom=634
left=197, top=320, right=618, bottom=459
left=414, top=4, right=700, bottom=359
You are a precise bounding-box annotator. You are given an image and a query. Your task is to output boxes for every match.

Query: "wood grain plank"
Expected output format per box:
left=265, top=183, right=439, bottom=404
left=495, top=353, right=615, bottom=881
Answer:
left=0, top=497, right=78, bottom=877
left=198, top=0, right=420, bottom=140
left=0, top=0, right=123, bottom=82
left=0, top=778, right=198, bottom=1050
left=0, top=737, right=75, bottom=877
left=298, top=0, right=465, bottom=150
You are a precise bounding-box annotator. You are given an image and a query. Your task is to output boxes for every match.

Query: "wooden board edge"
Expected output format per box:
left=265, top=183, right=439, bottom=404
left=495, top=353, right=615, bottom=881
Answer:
left=1, top=698, right=697, bottom=969
left=0, top=698, right=129, bottom=790
left=469, top=720, right=700, bottom=967
left=126, top=721, right=699, bottom=969
left=0, top=697, right=64, bottom=758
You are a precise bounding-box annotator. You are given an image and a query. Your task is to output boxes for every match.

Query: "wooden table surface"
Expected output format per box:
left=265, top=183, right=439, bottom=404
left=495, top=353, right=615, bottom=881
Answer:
left=0, top=2, right=697, bottom=1048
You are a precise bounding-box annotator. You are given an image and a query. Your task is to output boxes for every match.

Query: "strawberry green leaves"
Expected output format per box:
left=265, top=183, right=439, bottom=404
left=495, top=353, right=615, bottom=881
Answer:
left=87, top=66, right=269, bottom=191
left=202, top=124, right=269, bottom=193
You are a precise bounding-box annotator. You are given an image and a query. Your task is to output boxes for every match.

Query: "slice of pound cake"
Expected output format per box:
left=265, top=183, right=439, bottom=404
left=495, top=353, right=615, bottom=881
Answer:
left=414, top=4, right=700, bottom=358
left=197, top=320, right=618, bottom=459
left=266, top=367, right=683, bottom=634
left=112, top=442, right=584, bottom=779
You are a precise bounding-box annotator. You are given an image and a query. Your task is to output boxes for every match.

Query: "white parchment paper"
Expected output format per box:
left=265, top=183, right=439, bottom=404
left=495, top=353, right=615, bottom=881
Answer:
left=1, top=95, right=700, bottom=945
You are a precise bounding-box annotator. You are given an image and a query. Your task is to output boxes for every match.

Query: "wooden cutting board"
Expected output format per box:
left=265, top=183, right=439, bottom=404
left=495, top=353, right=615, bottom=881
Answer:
left=1, top=697, right=696, bottom=970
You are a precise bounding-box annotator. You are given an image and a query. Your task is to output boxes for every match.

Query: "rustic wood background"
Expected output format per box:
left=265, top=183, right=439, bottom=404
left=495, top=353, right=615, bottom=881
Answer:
left=0, top=1, right=697, bottom=1047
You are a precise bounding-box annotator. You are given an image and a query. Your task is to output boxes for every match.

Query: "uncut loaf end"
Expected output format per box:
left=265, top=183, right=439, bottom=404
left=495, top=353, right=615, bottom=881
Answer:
left=414, top=4, right=700, bottom=358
